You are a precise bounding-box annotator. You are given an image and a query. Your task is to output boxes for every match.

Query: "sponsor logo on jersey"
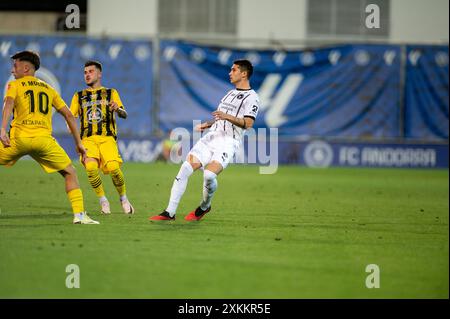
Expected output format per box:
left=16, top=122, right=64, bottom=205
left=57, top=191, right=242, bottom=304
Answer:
left=86, top=108, right=103, bottom=124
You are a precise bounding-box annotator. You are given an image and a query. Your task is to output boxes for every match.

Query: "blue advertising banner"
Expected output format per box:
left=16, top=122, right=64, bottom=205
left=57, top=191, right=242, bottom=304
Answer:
left=0, top=35, right=153, bottom=137
left=53, top=135, right=448, bottom=169
left=279, top=140, right=448, bottom=168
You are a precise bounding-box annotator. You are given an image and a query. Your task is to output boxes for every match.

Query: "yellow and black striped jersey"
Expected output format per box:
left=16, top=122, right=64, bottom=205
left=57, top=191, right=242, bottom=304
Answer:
left=5, top=75, right=67, bottom=138
left=70, top=87, right=124, bottom=139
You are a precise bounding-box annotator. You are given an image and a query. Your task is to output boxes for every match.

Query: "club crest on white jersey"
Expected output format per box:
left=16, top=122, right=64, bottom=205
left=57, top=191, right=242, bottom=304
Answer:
left=211, top=88, right=260, bottom=140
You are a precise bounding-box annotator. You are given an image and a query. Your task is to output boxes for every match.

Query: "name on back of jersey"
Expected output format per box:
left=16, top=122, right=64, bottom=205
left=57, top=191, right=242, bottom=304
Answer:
left=19, top=80, right=49, bottom=89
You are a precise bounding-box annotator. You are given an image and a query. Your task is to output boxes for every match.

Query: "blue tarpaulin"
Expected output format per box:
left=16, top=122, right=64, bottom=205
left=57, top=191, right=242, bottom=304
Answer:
left=405, top=45, right=449, bottom=140
left=0, top=35, right=448, bottom=141
left=159, top=41, right=448, bottom=140
left=160, top=41, right=403, bottom=138
left=0, top=35, right=153, bottom=137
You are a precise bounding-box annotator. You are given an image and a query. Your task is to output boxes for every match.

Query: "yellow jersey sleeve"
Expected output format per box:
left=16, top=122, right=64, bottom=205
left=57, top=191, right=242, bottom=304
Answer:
left=51, top=88, right=67, bottom=111
left=70, top=93, right=80, bottom=117
left=5, top=81, right=18, bottom=99
left=111, top=89, right=125, bottom=109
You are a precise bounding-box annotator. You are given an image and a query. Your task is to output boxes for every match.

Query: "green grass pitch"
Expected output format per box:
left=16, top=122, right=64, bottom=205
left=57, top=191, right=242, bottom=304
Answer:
left=0, top=160, right=448, bottom=298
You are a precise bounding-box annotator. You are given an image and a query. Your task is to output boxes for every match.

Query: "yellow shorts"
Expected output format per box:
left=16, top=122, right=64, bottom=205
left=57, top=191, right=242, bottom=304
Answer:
left=81, top=135, right=123, bottom=174
left=0, top=136, right=72, bottom=173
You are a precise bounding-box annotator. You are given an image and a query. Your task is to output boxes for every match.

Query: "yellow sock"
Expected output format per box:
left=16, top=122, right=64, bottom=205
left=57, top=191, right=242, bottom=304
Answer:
left=85, top=161, right=105, bottom=198
left=110, top=168, right=126, bottom=197
left=67, top=188, right=84, bottom=214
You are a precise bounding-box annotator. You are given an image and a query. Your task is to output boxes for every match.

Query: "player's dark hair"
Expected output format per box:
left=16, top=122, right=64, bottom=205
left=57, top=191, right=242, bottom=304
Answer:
left=233, top=59, right=253, bottom=79
left=84, top=60, right=102, bottom=71
left=10, top=50, right=40, bottom=71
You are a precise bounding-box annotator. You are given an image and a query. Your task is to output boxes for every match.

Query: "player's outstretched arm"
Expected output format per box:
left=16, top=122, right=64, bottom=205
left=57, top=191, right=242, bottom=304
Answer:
left=212, top=111, right=254, bottom=129
left=0, top=97, right=14, bottom=147
left=58, top=106, right=87, bottom=162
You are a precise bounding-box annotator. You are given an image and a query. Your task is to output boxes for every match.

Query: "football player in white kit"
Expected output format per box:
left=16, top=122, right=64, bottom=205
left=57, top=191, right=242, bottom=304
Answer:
left=149, top=59, right=260, bottom=221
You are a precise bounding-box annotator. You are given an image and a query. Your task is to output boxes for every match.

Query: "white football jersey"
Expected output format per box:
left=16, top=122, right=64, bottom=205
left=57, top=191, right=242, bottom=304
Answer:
left=211, top=88, right=260, bottom=140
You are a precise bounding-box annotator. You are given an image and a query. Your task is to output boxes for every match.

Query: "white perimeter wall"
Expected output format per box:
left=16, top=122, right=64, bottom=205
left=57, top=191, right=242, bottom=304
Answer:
left=390, top=0, right=449, bottom=43
left=87, top=0, right=449, bottom=43
left=87, top=0, right=158, bottom=37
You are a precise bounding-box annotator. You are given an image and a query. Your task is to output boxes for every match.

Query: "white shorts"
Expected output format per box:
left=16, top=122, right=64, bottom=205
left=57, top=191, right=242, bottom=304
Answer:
left=188, top=131, right=241, bottom=169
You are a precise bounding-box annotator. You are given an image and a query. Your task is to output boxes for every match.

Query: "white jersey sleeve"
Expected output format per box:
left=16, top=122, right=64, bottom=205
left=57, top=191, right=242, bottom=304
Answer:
left=242, top=94, right=260, bottom=121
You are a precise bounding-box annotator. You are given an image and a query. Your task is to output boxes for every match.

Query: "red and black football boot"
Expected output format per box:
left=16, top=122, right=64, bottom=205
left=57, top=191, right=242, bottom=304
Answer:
left=149, top=211, right=175, bottom=221
left=184, top=206, right=211, bottom=221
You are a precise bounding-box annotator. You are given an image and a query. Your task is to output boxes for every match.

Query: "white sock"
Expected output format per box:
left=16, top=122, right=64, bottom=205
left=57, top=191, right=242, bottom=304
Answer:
left=166, top=161, right=194, bottom=216
left=200, top=170, right=217, bottom=211
left=120, top=195, right=127, bottom=202
left=99, top=196, right=108, bottom=203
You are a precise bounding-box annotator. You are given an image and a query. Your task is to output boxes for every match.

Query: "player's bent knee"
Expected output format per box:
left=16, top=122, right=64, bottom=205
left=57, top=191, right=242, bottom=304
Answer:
left=187, top=155, right=202, bottom=170
left=59, top=164, right=76, bottom=177
left=105, top=161, right=120, bottom=172
left=85, top=160, right=98, bottom=171
left=205, top=161, right=223, bottom=175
